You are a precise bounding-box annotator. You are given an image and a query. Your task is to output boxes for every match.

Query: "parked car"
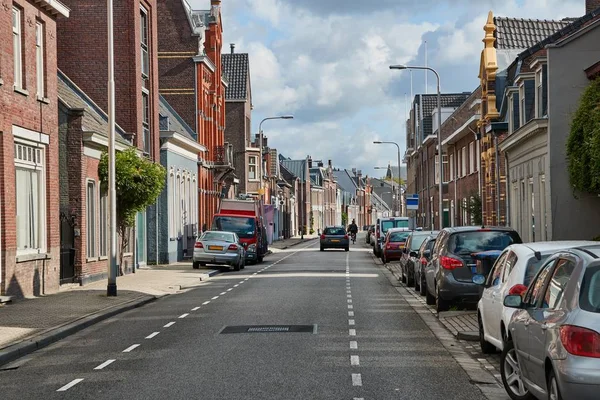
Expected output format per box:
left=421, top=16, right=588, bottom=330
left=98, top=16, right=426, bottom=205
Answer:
left=414, top=233, right=440, bottom=296
left=500, top=245, right=600, bottom=400
left=193, top=231, right=246, bottom=271
left=366, top=225, right=375, bottom=244
left=320, top=226, right=349, bottom=252
left=424, top=226, right=522, bottom=312
left=370, top=229, right=376, bottom=247
left=373, top=217, right=410, bottom=257
left=474, top=241, right=598, bottom=355
left=381, top=228, right=411, bottom=264
left=400, top=231, right=439, bottom=287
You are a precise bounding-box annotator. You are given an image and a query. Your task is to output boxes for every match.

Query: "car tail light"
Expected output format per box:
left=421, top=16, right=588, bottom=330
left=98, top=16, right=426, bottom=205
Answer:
left=228, top=244, right=238, bottom=251
left=320, top=234, right=325, bottom=240
left=440, top=256, right=463, bottom=270
left=344, top=235, right=349, bottom=239
left=508, top=284, right=528, bottom=296
left=421, top=257, right=428, bottom=266
left=560, top=325, right=600, bottom=358
left=195, top=242, right=203, bottom=248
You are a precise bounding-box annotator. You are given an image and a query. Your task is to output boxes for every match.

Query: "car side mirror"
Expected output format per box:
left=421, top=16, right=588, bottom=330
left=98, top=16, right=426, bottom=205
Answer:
left=503, top=294, right=524, bottom=309
left=472, top=274, right=486, bottom=285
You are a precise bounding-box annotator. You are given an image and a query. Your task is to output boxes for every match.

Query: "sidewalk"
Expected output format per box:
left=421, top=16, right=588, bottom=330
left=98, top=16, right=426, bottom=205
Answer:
left=269, top=235, right=318, bottom=252
left=0, top=262, right=220, bottom=367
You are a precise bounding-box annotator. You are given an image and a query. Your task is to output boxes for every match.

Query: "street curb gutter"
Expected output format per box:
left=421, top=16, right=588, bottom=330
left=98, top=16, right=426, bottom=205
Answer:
left=198, top=269, right=221, bottom=281
left=0, top=295, right=157, bottom=368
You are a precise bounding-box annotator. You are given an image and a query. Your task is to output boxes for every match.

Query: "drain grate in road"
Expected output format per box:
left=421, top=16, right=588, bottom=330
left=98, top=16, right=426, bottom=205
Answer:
left=220, top=325, right=317, bottom=334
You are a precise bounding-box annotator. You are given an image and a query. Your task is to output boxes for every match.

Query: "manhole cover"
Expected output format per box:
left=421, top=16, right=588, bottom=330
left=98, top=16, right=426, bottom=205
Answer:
left=220, top=325, right=317, bottom=334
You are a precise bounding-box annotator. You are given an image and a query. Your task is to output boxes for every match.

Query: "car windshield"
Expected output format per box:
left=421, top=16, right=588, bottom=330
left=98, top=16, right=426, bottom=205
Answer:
left=448, top=231, right=520, bottom=256
left=389, top=232, right=410, bottom=242
left=381, top=219, right=409, bottom=233
left=212, top=217, right=256, bottom=239
left=524, top=255, right=551, bottom=286
left=201, top=231, right=235, bottom=243
left=580, top=265, right=600, bottom=313
left=325, top=227, right=346, bottom=235
left=410, top=234, right=429, bottom=250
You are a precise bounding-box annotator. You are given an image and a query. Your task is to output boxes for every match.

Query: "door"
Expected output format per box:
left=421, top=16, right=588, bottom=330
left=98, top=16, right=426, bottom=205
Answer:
left=527, top=258, right=574, bottom=388
left=59, top=211, right=76, bottom=284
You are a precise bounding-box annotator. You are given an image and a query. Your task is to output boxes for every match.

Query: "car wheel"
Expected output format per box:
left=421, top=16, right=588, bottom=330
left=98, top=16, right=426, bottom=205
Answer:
left=419, top=279, right=427, bottom=296
left=257, top=255, right=264, bottom=263
left=233, top=260, right=241, bottom=271
left=478, top=313, right=496, bottom=354
left=435, top=286, right=450, bottom=312
left=406, top=270, right=415, bottom=287
left=320, top=246, right=324, bottom=251
left=426, top=287, right=435, bottom=305
left=345, top=247, right=349, bottom=252
left=241, top=259, right=246, bottom=270
left=414, top=274, right=420, bottom=291
left=382, top=254, right=387, bottom=264
left=192, top=262, right=200, bottom=270
left=547, top=369, right=563, bottom=400
left=500, top=340, right=532, bottom=400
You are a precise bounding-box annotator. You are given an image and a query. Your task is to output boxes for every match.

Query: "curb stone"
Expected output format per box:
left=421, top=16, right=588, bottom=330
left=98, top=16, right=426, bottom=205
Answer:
left=0, top=295, right=157, bottom=368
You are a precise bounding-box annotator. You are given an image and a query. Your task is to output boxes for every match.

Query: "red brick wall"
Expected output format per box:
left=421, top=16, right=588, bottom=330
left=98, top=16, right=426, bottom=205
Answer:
left=0, top=2, right=61, bottom=297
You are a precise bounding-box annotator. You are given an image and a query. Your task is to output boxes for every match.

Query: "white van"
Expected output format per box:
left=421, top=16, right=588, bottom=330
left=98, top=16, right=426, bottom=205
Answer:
left=373, top=217, right=410, bottom=257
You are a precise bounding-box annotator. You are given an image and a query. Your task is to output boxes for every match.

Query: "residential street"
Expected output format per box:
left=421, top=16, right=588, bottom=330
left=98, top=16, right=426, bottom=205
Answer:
left=0, top=236, right=488, bottom=400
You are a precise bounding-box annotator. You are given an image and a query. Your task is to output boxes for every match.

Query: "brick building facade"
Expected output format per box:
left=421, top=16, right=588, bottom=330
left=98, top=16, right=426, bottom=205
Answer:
left=158, top=0, right=232, bottom=232
left=0, top=1, right=69, bottom=297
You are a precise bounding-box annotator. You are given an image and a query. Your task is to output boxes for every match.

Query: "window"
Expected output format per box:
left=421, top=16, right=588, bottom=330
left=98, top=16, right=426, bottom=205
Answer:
left=503, top=251, right=519, bottom=281
left=248, top=156, right=257, bottom=180
left=142, top=89, right=150, bottom=154
left=140, top=7, right=149, bottom=78
left=524, top=259, right=556, bottom=307
left=536, top=68, right=543, bottom=118
left=488, top=251, right=508, bottom=287
left=529, top=178, right=535, bottom=242
left=15, top=142, right=46, bottom=254
left=36, top=21, right=45, bottom=98
left=540, top=175, right=547, bottom=241
left=13, top=7, right=23, bottom=89
left=99, top=191, right=107, bottom=257
left=434, top=154, right=439, bottom=184
left=542, top=259, right=575, bottom=309
left=169, top=171, right=175, bottom=238
left=462, top=198, right=467, bottom=225
left=86, top=181, right=96, bottom=258
left=469, top=142, right=475, bottom=174
left=519, top=84, right=526, bottom=126
left=469, top=196, right=475, bottom=225
left=449, top=153, right=455, bottom=180
left=461, top=147, right=467, bottom=177
left=442, top=154, right=449, bottom=183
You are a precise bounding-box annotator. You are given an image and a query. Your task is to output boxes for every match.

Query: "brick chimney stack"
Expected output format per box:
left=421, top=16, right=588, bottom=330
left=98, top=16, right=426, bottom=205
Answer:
left=587, top=0, right=600, bottom=13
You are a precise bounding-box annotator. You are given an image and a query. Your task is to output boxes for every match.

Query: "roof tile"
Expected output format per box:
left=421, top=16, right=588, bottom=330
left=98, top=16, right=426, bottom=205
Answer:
left=222, top=53, right=249, bottom=100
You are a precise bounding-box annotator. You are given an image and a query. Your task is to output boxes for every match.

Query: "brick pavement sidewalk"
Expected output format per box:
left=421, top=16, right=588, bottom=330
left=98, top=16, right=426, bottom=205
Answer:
left=0, top=264, right=220, bottom=367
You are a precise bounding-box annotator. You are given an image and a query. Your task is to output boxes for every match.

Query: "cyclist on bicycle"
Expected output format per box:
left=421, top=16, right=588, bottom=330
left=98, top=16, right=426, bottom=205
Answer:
left=348, top=219, right=358, bottom=243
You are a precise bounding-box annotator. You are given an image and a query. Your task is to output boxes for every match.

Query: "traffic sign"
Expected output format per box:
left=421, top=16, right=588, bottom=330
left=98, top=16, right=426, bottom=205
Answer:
left=406, top=194, right=419, bottom=210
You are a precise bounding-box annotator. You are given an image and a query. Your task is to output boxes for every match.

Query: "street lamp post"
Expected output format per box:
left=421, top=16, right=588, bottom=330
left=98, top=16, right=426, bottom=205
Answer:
left=390, top=65, right=443, bottom=230
left=107, top=0, right=117, bottom=296
left=373, top=141, right=402, bottom=216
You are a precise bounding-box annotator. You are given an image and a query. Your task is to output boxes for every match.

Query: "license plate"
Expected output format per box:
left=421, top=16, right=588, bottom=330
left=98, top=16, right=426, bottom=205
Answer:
left=331, top=240, right=340, bottom=243
left=208, top=245, right=223, bottom=251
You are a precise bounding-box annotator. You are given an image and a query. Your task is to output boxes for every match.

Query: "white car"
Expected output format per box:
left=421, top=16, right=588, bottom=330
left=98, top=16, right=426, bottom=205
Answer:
left=474, top=241, right=598, bottom=354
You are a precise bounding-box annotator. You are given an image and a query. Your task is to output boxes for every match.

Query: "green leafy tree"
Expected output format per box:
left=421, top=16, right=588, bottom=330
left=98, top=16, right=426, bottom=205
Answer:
left=99, top=148, right=166, bottom=273
left=341, top=212, right=348, bottom=227
left=567, top=78, right=600, bottom=195
left=381, top=176, right=405, bottom=186
left=467, top=194, right=483, bottom=226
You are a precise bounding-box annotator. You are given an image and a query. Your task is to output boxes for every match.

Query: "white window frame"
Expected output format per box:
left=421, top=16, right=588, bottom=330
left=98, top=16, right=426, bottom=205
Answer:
left=461, top=146, right=467, bottom=177
left=462, top=198, right=468, bottom=225
left=142, top=88, right=150, bottom=154
left=519, top=83, right=526, bottom=126
left=176, top=171, right=182, bottom=237
left=169, top=169, right=175, bottom=238
left=86, top=180, right=97, bottom=259
left=535, top=68, right=544, bottom=118
left=140, top=6, right=149, bottom=79
left=511, top=182, right=519, bottom=233
left=539, top=175, right=547, bottom=241
left=449, top=153, right=455, bottom=181
left=36, top=21, right=45, bottom=98
left=248, top=155, right=258, bottom=181
left=434, top=154, right=440, bottom=185
left=529, top=177, right=535, bottom=242
left=469, top=142, right=475, bottom=174
left=99, top=190, right=108, bottom=257
left=13, top=7, right=23, bottom=90
left=508, top=93, right=514, bottom=134
left=15, top=140, right=46, bottom=255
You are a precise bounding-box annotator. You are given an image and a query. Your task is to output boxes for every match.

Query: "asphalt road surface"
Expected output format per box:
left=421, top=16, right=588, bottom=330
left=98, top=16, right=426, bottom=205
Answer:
left=0, top=237, right=485, bottom=400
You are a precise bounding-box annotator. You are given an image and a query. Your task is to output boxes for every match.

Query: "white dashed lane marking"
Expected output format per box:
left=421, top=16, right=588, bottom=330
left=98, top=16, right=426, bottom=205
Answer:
left=179, top=313, right=189, bottom=319
left=349, top=329, right=356, bottom=336
left=203, top=301, right=210, bottom=305
left=348, top=304, right=353, bottom=309
left=350, top=355, right=360, bottom=366
left=122, top=344, right=140, bottom=353
left=348, top=311, right=354, bottom=317
left=227, top=288, right=233, bottom=292
left=191, top=306, right=201, bottom=311
left=163, top=322, right=176, bottom=328
left=145, top=332, right=160, bottom=339
left=211, top=296, right=219, bottom=300
left=57, top=379, right=84, bottom=392
left=350, top=341, right=358, bottom=349
left=94, top=359, right=116, bottom=370
left=347, top=299, right=352, bottom=303
left=352, top=373, right=363, bottom=386
left=220, top=292, right=227, bottom=295
left=349, top=319, right=355, bottom=326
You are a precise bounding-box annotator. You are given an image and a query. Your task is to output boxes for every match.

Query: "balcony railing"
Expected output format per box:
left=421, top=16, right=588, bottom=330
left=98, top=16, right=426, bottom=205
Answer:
left=214, top=144, right=234, bottom=167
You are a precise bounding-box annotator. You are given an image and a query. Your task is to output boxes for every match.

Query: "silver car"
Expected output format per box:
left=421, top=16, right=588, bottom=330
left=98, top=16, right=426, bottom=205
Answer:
left=501, top=245, right=600, bottom=400
left=193, top=231, right=246, bottom=271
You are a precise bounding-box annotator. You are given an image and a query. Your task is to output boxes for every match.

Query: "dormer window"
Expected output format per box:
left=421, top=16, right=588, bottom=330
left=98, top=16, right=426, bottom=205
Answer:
left=519, top=84, right=526, bottom=126
left=535, top=65, right=547, bottom=118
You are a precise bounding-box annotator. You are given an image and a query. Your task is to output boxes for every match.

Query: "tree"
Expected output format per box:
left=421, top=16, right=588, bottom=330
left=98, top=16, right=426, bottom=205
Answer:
left=341, top=212, right=348, bottom=227
left=463, top=193, right=482, bottom=226
left=567, top=77, right=600, bottom=195
left=98, top=148, right=166, bottom=274
left=381, top=176, right=405, bottom=186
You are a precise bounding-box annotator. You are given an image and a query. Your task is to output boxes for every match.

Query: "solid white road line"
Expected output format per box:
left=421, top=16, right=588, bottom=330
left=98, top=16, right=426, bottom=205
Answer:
left=57, top=379, right=84, bottom=392
left=145, top=332, right=160, bottom=339
left=349, top=329, right=356, bottom=336
left=350, top=341, right=358, bottom=349
left=191, top=307, right=201, bottom=311
left=163, top=322, right=176, bottom=328
left=94, top=359, right=116, bottom=370
left=203, top=301, right=210, bottom=305
left=179, top=313, right=189, bottom=319
left=352, top=373, right=363, bottom=386
left=350, top=355, right=360, bottom=366
left=122, top=344, right=140, bottom=353
left=212, top=296, right=219, bottom=300
left=348, top=311, right=354, bottom=317
left=349, top=319, right=355, bottom=326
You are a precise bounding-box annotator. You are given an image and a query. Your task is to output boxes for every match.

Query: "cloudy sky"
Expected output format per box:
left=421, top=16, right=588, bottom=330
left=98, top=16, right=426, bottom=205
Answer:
left=192, top=0, right=584, bottom=178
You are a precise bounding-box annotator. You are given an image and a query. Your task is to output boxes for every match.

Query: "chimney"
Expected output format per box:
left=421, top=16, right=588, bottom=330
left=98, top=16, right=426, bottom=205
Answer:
left=308, top=157, right=313, bottom=169
left=317, top=161, right=324, bottom=167
left=230, top=43, right=235, bottom=54
left=328, top=159, right=332, bottom=167
left=587, top=0, right=600, bottom=13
